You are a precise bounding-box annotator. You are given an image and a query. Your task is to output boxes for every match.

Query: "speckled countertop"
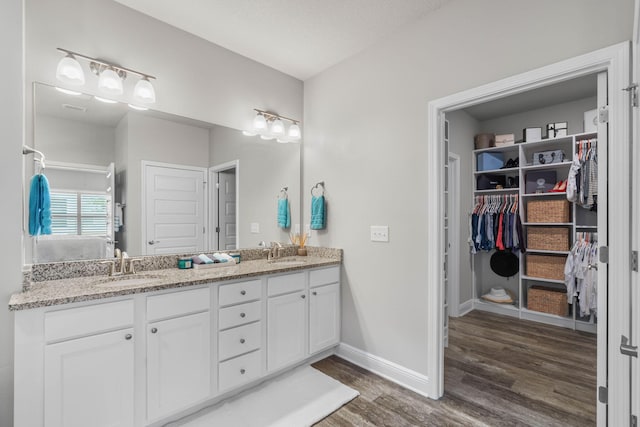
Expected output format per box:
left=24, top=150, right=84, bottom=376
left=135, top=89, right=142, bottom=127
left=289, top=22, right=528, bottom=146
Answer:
left=9, top=255, right=340, bottom=311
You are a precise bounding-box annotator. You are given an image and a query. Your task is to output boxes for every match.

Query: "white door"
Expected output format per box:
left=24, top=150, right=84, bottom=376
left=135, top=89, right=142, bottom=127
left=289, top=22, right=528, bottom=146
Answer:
left=309, top=283, right=340, bottom=354
left=267, top=291, right=307, bottom=372
left=217, top=169, right=237, bottom=250
left=143, top=163, right=206, bottom=255
left=107, top=162, right=115, bottom=257
left=44, top=329, right=135, bottom=427
left=447, top=151, right=461, bottom=321
left=146, top=311, right=211, bottom=422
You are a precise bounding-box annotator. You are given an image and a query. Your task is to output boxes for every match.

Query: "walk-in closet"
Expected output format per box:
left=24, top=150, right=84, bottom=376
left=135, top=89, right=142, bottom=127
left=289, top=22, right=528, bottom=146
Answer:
left=442, top=71, right=606, bottom=421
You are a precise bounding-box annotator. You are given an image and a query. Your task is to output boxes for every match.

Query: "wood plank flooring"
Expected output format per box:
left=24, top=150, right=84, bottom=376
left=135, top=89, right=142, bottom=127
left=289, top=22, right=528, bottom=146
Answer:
left=313, top=310, right=597, bottom=426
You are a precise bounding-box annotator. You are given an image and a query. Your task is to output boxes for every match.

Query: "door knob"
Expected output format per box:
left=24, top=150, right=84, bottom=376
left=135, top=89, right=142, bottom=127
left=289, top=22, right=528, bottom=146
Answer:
left=125, top=334, right=133, bottom=340
left=301, top=294, right=306, bottom=299
left=151, top=327, right=158, bottom=334
left=148, top=240, right=160, bottom=245
left=240, top=338, right=246, bottom=344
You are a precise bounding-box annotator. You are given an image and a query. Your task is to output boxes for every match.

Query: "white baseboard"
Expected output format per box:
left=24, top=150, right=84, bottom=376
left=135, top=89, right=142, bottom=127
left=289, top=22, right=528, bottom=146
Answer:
left=335, top=343, right=431, bottom=398
left=458, top=299, right=473, bottom=316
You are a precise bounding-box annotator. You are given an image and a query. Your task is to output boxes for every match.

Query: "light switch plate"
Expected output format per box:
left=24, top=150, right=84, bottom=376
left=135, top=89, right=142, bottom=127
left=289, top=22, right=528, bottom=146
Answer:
left=370, top=225, right=389, bottom=242
left=250, top=223, right=260, bottom=233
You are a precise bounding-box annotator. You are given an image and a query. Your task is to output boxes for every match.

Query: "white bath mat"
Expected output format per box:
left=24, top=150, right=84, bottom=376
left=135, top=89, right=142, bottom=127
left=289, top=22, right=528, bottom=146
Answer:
left=167, top=364, right=359, bottom=427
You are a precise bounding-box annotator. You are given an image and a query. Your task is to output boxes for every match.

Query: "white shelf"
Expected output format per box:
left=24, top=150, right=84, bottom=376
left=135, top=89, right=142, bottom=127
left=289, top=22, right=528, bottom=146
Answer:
left=519, top=135, right=573, bottom=149
left=474, top=299, right=519, bottom=317
left=522, top=192, right=567, bottom=197
left=521, top=161, right=572, bottom=171
left=473, top=145, right=520, bottom=155
left=525, top=249, right=570, bottom=255
left=521, top=275, right=566, bottom=284
left=474, top=188, right=519, bottom=194
left=474, top=167, right=519, bottom=175
left=576, top=225, right=598, bottom=229
left=523, top=222, right=572, bottom=226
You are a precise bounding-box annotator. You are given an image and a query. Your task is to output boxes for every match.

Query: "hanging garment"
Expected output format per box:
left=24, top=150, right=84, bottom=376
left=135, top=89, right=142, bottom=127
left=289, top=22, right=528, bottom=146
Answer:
left=469, top=195, right=523, bottom=253
left=564, top=235, right=598, bottom=317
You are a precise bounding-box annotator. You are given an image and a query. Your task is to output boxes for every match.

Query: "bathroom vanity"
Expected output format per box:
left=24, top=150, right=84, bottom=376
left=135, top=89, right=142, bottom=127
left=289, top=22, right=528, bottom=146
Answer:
left=10, top=253, right=341, bottom=427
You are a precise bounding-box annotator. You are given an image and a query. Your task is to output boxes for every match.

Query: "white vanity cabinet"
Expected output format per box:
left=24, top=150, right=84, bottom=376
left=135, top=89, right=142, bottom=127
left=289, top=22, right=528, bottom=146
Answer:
left=146, top=287, right=211, bottom=422
left=309, top=267, right=341, bottom=354
left=42, top=300, right=136, bottom=427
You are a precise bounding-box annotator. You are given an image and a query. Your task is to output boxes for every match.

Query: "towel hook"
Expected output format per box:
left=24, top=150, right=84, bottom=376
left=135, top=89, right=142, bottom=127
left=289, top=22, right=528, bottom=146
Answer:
left=23, top=145, right=46, bottom=170
left=279, top=187, right=288, bottom=199
left=311, top=181, right=325, bottom=197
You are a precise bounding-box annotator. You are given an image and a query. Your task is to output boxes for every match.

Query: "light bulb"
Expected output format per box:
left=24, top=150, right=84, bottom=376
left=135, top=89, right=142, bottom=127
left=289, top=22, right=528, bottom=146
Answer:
left=270, top=118, right=285, bottom=136
left=287, top=123, right=301, bottom=140
left=98, top=68, right=123, bottom=95
left=133, top=77, right=156, bottom=103
left=253, top=113, right=267, bottom=131
left=56, top=54, right=85, bottom=86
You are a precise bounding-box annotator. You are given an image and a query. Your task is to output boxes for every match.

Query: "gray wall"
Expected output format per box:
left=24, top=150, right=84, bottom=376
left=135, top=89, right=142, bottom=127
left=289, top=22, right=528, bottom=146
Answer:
left=302, top=0, right=633, bottom=376
left=209, top=126, right=301, bottom=248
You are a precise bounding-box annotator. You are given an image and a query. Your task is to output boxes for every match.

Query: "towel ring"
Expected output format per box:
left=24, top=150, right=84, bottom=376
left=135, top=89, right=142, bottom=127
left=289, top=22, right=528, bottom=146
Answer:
left=311, top=181, right=325, bottom=197
left=279, top=187, right=288, bottom=199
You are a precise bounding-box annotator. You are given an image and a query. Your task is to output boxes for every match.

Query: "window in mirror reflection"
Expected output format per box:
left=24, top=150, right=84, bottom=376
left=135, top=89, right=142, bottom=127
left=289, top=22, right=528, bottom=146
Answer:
left=50, top=192, right=111, bottom=236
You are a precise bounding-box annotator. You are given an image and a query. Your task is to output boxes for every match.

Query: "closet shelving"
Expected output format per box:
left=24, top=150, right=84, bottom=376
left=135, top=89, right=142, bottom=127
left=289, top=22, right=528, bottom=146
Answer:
left=472, top=131, right=598, bottom=333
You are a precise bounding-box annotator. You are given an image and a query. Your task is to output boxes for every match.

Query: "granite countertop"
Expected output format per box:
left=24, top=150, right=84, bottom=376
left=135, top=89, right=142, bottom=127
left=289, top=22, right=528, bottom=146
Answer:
left=9, top=256, right=340, bottom=311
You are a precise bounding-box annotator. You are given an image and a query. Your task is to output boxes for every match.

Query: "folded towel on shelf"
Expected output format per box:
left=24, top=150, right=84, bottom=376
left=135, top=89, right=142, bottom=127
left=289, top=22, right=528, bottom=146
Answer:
left=29, top=174, right=52, bottom=236
left=310, top=195, right=326, bottom=230
left=196, top=254, right=214, bottom=264
left=278, top=198, right=291, bottom=229
left=212, top=253, right=229, bottom=263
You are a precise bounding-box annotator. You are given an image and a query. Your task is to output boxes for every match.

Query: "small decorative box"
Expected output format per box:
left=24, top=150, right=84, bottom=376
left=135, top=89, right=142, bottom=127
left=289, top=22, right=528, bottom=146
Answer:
left=532, top=149, right=564, bottom=165
left=477, top=152, right=504, bottom=171
left=523, top=127, right=542, bottom=142
left=546, top=122, right=568, bottom=138
left=495, top=134, right=515, bottom=146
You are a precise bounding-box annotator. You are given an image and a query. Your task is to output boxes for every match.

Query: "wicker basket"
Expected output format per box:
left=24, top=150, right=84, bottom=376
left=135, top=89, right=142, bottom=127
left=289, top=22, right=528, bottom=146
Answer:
left=526, top=227, right=570, bottom=251
left=526, top=254, right=566, bottom=280
left=526, top=200, right=570, bottom=223
left=527, top=286, right=568, bottom=316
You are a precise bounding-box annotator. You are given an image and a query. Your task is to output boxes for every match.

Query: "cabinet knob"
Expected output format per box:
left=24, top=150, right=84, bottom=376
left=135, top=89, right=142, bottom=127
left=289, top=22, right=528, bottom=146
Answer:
left=301, top=294, right=306, bottom=299
left=240, top=312, right=246, bottom=318
left=240, top=369, right=246, bottom=375
left=240, top=338, right=246, bottom=344
left=151, top=327, right=158, bottom=334
left=312, top=291, right=317, bottom=296
left=240, top=290, right=246, bottom=295
left=125, top=334, right=133, bottom=340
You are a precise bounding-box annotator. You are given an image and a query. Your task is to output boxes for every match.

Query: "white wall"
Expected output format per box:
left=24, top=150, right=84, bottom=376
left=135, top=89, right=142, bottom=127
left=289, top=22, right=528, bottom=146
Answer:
left=303, top=0, right=633, bottom=379
left=0, top=1, right=23, bottom=424
left=210, top=126, right=301, bottom=247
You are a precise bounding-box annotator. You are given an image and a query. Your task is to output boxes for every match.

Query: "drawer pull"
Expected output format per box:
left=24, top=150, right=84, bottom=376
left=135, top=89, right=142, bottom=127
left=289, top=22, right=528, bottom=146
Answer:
left=125, top=334, right=133, bottom=340
left=240, top=290, right=246, bottom=295
left=151, top=327, right=158, bottom=334
left=240, top=312, right=246, bottom=318
left=240, top=368, right=246, bottom=375
left=301, top=294, right=306, bottom=299
left=240, top=338, right=246, bottom=344
left=312, top=291, right=317, bottom=296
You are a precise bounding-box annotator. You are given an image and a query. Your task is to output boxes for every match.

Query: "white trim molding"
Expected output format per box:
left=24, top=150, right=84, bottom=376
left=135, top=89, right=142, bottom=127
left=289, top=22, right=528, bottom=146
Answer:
left=457, top=299, right=473, bottom=317
left=336, top=343, right=430, bottom=398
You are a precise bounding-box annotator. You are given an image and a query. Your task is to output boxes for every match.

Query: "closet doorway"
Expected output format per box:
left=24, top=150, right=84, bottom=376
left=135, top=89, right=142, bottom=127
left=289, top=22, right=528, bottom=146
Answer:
left=210, top=160, right=239, bottom=251
left=426, top=42, right=633, bottom=426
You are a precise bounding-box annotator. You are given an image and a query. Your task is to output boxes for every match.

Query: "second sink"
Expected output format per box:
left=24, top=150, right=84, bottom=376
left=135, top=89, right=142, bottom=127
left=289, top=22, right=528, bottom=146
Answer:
left=92, top=274, right=163, bottom=288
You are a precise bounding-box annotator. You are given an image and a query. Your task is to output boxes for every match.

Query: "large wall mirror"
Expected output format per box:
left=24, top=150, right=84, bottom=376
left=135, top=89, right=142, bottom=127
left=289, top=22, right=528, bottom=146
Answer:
left=26, top=82, right=301, bottom=264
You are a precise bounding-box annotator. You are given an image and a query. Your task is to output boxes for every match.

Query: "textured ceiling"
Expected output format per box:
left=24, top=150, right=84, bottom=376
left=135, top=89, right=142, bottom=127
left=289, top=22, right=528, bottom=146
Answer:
left=113, top=0, right=452, bottom=80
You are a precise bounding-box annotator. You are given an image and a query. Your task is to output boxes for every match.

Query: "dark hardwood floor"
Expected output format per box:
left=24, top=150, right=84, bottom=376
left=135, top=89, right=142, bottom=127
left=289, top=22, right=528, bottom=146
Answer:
left=313, top=310, right=597, bottom=426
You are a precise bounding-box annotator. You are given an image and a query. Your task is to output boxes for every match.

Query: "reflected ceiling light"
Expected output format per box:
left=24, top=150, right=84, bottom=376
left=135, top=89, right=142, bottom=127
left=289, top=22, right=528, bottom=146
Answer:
left=56, top=53, right=85, bottom=85
left=55, top=87, right=82, bottom=96
left=246, top=109, right=302, bottom=142
left=94, top=95, right=117, bottom=104
left=128, top=104, right=148, bottom=111
left=55, top=48, right=157, bottom=104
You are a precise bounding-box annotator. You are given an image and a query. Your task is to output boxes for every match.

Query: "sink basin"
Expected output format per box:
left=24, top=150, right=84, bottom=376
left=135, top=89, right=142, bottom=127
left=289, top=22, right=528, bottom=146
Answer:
left=92, top=274, right=162, bottom=288
left=268, top=257, right=308, bottom=266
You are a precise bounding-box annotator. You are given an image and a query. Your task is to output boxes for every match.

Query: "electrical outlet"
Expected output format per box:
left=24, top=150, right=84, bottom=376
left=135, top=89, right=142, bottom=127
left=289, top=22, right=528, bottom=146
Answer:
left=250, top=223, right=260, bottom=233
left=370, top=225, right=389, bottom=242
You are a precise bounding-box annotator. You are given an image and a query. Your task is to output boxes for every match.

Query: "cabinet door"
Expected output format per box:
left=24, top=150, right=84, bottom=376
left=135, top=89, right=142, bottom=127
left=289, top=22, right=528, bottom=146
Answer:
left=147, top=311, right=211, bottom=422
left=309, top=283, right=341, bottom=354
left=267, top=291, right=307, bottom=372
left=44, top=328, right=135, bottom=427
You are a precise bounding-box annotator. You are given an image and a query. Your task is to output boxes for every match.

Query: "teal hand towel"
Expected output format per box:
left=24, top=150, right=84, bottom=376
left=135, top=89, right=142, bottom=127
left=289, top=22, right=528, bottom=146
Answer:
left=29, top=174, right=52, bottom=236
left=278, top=198, right=290, bottom=229
left=310, top=195, right=326, bottom=230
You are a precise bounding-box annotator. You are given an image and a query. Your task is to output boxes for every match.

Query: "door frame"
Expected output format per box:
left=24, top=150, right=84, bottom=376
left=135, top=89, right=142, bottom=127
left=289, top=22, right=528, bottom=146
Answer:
left=632, top=0, right=640, bottom=420
left=426, top=42, right=631, bottom=426
left=447, top=152, right=461, bottom=317
left=209, top=160, right=240, bottom=251
left=141, top=160, right=208, bottom=256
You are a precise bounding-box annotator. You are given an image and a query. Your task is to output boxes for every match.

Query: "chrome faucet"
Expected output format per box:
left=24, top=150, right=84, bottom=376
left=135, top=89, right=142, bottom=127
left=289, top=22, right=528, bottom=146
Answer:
left=264, top=242, right=283, bottom=260
left=100, top=249, right=141, bottom=276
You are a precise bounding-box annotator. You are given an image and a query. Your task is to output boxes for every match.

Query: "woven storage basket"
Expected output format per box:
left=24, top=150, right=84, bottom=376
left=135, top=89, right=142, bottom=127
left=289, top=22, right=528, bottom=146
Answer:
left=526, top=254, right=566, bottom=280
left=527, top=286, right=568, bottom=316
left=526, top=227, right=570, bottom=251
left=526, top=199, right=570, bottom=223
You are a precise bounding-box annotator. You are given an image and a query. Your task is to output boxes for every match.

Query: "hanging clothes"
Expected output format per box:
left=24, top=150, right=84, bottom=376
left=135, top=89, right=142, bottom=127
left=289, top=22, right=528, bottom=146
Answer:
left=570, top=139, right=597, bottom=211
left=564, top=233, right=598, bottom=317
left=470, top=194, right=524, bottom=253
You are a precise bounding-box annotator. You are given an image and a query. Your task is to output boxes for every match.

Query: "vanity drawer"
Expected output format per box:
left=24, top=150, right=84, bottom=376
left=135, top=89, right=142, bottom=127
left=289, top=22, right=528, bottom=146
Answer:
left=218, top=350, right=262, bottom=392
left=218, top=321, right=261, bottom=361
left=267, top=272, right=305, bottom=297
left=147, top=287, right=210, bottom=322
left=219, top=279, right=261, bottom=306
left=45, top=299, right=134, bottom=343
left=309, top=266, right=340, bottom=288
left=219, top=301, right=261, bottom=330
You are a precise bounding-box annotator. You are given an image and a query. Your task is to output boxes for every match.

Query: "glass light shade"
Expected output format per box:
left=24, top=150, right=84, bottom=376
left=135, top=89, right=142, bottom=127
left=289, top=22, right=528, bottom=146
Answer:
left=133, top=77, right=156, bottom=103
left=287, top=123, right=301, bottom=140
left=56, top=55, right=85, bottom=85
left=128, top=104, right=148, bottom=111
left=270, top=118, right=285, bottom=136
left=260, top=134, right=275, bottom=140
left=94, top=96, right=117, bottom=104
left=276, top=138, right=289, bottom=144
left=55, top=87, right=82, bottom=96
left=98, top=68, right=123, bottom=95
left=253, top=114, right=267, bottom=131
left=242, top=130, right=257, bottom=136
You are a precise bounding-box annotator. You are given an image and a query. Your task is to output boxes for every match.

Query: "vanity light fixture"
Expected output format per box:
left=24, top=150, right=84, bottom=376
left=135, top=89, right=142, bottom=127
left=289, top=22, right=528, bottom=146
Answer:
left=94, top=96, right=118, bottom=104
left=248, top=109, right=302, bottom=143
left=55, top=48, right=157, bottom=104
left=55, top=87, right=82, bottom=96
left=128, top=104, right=148, bottom=111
